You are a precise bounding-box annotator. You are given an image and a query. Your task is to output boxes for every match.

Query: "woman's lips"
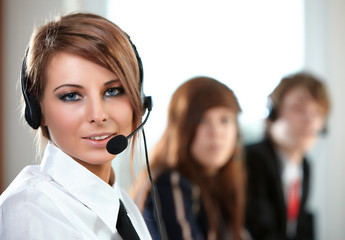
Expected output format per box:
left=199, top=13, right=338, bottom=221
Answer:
left=82, top=133, right=116, bottom=147
left=87, top=134, right=111, bottom=140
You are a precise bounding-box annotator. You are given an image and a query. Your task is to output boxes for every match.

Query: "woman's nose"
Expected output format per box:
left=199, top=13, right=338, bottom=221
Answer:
left=208, top=122, right=222, bottom=137
left=88, top=97, right=108, bottom=124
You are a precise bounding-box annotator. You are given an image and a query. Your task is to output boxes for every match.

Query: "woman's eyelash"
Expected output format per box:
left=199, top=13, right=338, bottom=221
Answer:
left=57, top=87, right=125, bottom=102
left=105, top=87, right=125, bottom=96
left=59, top=92, right=82, bottom=102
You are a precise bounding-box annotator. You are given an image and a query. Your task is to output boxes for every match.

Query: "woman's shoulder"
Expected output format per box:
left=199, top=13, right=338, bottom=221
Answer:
left=0, top=168, right=83, bottom=239
left=156, top=170, right=197, bottom=194
left=0, top=165, right=58, bottom=210
left=0, top=168, right=69, bottom=226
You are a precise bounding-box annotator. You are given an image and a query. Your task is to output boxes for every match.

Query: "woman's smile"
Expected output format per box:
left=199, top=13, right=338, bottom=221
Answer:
left=82, top=132, right=116, bottom=147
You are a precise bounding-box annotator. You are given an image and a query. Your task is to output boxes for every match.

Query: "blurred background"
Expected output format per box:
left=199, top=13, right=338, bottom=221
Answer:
left=1, top=0, right=344, bottom=239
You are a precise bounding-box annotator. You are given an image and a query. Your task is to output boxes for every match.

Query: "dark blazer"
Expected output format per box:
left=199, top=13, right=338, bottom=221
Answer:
left=143, top=170, right=209, bottom=240
left=245, top=138, right=314, bottom=240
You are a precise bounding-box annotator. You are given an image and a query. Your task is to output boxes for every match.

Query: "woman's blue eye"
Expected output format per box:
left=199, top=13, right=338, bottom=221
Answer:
left=60, top=92, right=81, bottom=102
left=105, top=87, right=124, bottom=97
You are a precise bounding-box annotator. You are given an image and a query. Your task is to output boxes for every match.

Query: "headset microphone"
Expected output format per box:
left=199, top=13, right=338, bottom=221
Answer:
left=106, top=96, right=152, bottom=155
left=106, top=95, right=165, bottom=239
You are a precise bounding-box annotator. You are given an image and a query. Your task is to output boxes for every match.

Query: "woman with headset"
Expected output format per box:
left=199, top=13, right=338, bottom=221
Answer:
left=132, top=77, right=250, bottom=240
left=0, top=12, right=151, bottom=239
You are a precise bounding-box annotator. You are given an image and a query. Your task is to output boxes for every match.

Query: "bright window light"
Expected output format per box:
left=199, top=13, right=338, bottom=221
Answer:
left=107, top=0, right=304, bottom=148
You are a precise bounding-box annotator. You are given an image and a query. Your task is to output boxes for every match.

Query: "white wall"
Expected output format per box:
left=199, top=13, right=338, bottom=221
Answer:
left=305, top=0, right=345, bottom=239
left=4, top=0, right=63, bottom=190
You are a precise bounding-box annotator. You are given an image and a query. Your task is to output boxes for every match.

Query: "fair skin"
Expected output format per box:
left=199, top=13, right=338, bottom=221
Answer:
left=270, top=87, right=326, bottom=164
left=191, top=107, right=238, bottom=175
left=40, top=51, right=133, bottom=183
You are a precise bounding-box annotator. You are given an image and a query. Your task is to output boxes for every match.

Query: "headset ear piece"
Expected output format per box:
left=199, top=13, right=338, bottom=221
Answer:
left=144, top=96, right=152, bottom=111
left=320, top=126, right=327, bottom=135
left=320, top=120, right=328, bottom=136
left=24, top=94, right=41, bottom=129
left=21, top=49, right=42, bottom=130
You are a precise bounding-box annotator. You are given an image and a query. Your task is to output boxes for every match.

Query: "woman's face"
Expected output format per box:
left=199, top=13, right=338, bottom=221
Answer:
left=40, top=52, right=133, bottom=169
left=191, top=107, right=237, bottom=175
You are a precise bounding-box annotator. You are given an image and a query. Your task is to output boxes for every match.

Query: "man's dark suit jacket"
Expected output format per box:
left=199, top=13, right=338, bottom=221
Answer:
left=245, top=138, right=314, bottom=240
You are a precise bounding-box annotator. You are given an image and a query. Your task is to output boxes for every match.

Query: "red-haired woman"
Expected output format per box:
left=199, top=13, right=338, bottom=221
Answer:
left=133, top=76, right=250, bottom=240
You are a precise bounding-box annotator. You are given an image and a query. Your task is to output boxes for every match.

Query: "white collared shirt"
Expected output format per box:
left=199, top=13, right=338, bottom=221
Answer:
left=277, top=151, right=303, bottom=201
left=0, top=142, right=152, bottom=240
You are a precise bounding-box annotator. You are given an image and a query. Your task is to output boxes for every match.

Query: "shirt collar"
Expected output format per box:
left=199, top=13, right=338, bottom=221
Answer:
left=277, top=149, right=303, bottom=185
left=40, top=142, right=122, bottom=232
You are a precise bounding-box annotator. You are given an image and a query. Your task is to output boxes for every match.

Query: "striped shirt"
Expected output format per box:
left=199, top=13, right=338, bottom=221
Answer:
left=144, top=170, right=208, bottom=240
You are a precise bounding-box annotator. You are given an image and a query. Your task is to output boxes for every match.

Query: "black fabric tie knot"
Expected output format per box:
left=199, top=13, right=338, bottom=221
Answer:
left=116, top=200, right=140, bottom=240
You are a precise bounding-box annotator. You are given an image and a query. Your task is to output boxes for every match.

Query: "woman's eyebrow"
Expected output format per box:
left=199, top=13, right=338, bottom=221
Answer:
left=104, top=79, right=120, bottom=86
left=54, top=84, right=83, bottom=92
left=53, top=79, right=120, bottom=92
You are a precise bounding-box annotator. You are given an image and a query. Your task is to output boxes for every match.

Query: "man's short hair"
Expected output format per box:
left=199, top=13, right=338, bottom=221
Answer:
left=267, top=71, right=330, bottom=121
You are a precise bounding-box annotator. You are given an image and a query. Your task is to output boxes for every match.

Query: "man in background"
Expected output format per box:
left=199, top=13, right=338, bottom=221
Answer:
left=245, top=72, right=330, bottom=240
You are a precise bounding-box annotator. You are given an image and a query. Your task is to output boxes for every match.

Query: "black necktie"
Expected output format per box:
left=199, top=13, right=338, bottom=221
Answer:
left=116, top=200, right=140, bottom=240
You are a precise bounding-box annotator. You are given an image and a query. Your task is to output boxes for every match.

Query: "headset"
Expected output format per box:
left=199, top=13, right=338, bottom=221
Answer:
left=21, top=49, right=41, bottom=130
